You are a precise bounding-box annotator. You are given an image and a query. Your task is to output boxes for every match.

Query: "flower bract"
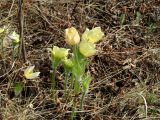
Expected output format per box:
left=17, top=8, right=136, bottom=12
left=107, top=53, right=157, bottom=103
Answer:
left=63, top=58, right=74, bottom=68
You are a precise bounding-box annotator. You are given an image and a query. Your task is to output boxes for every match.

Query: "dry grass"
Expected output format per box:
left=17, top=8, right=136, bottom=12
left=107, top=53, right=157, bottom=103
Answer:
left=0, top=0, right=160, bottom=120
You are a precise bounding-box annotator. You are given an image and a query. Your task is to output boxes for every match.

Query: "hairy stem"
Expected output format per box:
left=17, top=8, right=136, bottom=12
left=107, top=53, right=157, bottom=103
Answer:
left=64, top=71, right=69, bottom=98
left=71, top=99, right=76, bottom=120
left=51, top=68, right=56, bottom=101
left=80, top=92, right=85, bottom=110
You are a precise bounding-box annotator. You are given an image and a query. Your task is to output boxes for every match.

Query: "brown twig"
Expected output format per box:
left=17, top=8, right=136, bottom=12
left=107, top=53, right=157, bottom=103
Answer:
left=18, top=0, right=26, bottom=63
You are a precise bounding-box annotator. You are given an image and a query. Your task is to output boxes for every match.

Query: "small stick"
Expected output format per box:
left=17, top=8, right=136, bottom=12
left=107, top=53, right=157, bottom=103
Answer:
left=138, top=93, right=148, bottom=118
left=18, top=0, right=26, bottom=63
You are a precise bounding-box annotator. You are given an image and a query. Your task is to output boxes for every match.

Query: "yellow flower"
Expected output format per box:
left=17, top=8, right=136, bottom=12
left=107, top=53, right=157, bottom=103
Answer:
left=82, top=27, right=104, bottom=43
left=48, top=46, right=69, bottom=59
left=63, top=58, right=73, bottom=68
left=9, top=31, right=20, bottom=44
left=0, top=26, right=9, bottom=34
left=65, top=27, right=80, bottom=45
left=0, top=28, right=5, bottom=34
left=24, top=66, right=40, bottom=79
left=79, top=40, right=96, bottom=57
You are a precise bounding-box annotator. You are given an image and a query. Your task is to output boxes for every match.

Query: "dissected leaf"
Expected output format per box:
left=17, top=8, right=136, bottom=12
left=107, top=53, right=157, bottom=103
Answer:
left=82, top=74, right=92, bottom=93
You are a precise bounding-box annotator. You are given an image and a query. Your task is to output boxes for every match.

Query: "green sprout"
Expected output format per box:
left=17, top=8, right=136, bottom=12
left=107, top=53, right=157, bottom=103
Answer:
left=136, top=11, right=142, bottom=25
left=120, top=13, right=126, bottom=27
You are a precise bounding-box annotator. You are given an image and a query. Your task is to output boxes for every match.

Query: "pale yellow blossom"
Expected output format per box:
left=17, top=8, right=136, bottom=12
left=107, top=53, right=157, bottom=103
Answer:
left=65, top=27, right=80, bottom=45
left=24, top=66, right=40, bottom=79
left=79, top=40, right=96, bottom=57
left=48, top=46, right=69, bottom=59
left=82, top=27, right=104, bottom=43
left=9, top=31, right=20, bottom=44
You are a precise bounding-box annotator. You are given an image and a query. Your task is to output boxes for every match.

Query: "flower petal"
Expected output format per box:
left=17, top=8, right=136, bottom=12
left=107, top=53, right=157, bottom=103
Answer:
left=26, top=72, right=40, bottom=79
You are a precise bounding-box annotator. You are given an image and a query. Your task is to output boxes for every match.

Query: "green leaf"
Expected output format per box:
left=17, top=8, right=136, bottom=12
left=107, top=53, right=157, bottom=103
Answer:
left=14, top=82, right=24, bottom=96
left=120, top=14, right=125, bottom=26
left=147, top=93, right=157, bottom=104
left=148, top=23, right=157, bottom=32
